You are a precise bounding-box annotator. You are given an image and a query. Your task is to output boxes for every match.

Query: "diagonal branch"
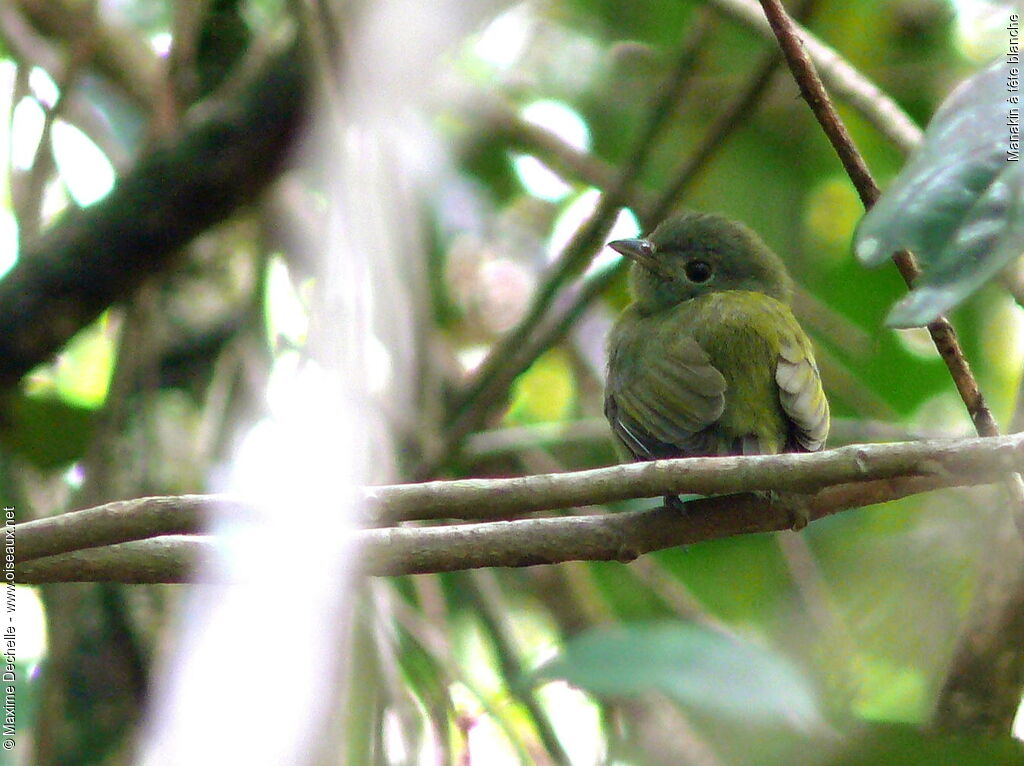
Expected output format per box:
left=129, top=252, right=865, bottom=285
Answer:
left=755, top=0, right=1024, bottom=737
left=707, top=0, right=922, bottom=152
left=0, top=42, right=308, bottom=388
left=429, top=20, right=820, bottom=477
left=756, top=0, right=999, bottom=440
left=12, top=0, right=161, bottom=111
left=419, top=16, right=717, bottom=478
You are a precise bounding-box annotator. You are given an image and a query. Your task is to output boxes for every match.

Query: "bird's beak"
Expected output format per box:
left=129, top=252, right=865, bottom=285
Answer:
left=607, top=238, right=674, bottom=281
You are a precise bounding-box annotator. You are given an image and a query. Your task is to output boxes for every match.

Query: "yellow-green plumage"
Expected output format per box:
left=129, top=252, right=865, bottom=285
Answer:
left=605, top=212, right=828, bottom=461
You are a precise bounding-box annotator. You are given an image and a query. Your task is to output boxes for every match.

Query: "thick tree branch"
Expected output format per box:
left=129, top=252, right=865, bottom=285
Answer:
left=0, top=42, right=308, bottom=388
left=13, top=434, right=1024, bottom=568
left=13, top=473, right=986, bottom=584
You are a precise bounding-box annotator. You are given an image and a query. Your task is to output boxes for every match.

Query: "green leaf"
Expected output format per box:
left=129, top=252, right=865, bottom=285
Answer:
left=854, top=57, right=1024, bottom=327
left=534, top=622, right=821, bottom=727
left=828, top=723, right=1024, bottom=766
left=1, top=393, right=95, bottom=469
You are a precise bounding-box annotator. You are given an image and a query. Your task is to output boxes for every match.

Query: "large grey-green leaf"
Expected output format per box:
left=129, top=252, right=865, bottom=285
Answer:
left=534, top=622, right=821, bottom=727
left=854, top=57, right=1024, bottom=327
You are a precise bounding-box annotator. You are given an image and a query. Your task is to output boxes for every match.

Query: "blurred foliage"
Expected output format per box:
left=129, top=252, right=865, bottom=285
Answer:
left=536, top=622, right=822, bottom=724
left=2, top=0, right=1024, bottom=764
left=856, top=57, right=1024, bottom=327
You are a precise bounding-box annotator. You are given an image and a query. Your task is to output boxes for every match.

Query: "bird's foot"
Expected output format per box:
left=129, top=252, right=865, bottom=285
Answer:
left=786, top=501, right=810, bottom=531
left=663, top=494, right=689, bottom=513
left=757, top=489, right=810, bottom=530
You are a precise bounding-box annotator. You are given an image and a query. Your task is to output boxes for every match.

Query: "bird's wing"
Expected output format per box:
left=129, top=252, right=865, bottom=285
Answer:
left=776, top=339, right=829, bottom=452
left=606, top=332, right=726, bottom=459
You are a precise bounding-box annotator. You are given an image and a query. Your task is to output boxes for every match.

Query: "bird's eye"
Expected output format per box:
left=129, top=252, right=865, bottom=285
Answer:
left=684, top=259, right=712, bottom=283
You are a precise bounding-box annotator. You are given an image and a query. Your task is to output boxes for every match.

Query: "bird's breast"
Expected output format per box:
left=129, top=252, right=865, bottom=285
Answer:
left=673, top=291, right=794, bottom=452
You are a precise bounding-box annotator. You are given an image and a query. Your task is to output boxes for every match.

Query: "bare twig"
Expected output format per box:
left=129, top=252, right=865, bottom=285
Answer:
left=707, top=0, right=922, bottom=152
left=14, top=434, right=1024, bottom=565
left=379, top=583, right=532, bottom=763
left=756, top=0, right=1000, bottom=441
left=0, top=4, right=131, bottom=167
left=467, top=570, right=572, bottom=765
left=814, top=344, right=901, bottom=421
left=755, top=0, right=1024, bottom=737
left=485, top=101, right=624, bottom=197
left=14, top=473, right=991, bottom=583
left=16, top=7, right=98, bottom=241
left=431, top=29, right=811, bottom=477
left=13, top=0, right=160, bottom=111
left=652, top=31, right=792, bottom=223
left=421, top=15, right=717, bottom=478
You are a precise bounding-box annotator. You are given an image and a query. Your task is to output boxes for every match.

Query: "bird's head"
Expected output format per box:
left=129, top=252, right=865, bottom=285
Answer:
left=609, top=212, right=793, bottom=314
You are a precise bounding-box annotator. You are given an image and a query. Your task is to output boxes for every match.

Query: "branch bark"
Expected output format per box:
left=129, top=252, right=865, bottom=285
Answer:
left=0, top=42, right=308, bottom=388
left=11, top=434, right=1024, bottom=579
left=755, top=0, right=1024, bottom=737
left=707, top=0, right=922, bottom=152
left=12, top=473, right=987, bottom=584
left=756, top=0, right=1000, bottom=441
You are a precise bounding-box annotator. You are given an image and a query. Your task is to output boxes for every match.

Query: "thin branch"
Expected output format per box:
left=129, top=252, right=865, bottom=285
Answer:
left=463, top=419, right=613, bottom=461
left=0, top=3, right=132, bottom=167
left=756, top=0, right=1001, bottom=441
left=16, top=8, right=98, bottom=241
left=651, top=32, right=791, bottom=223
left=626, top=556, right=738, bottom=637
left=485, top=100, right=624, bottom=197
left=379, top=583, right=531, bottom=763
left=482, top=99, right=873, bottom=362
left=432, top=31, right=809, bottom=477
left=814, top=342, right=902, bottom=421
left=706, top=0, right=922, bottom=153
left=14, top=434, right=1024, bottom=564
left=420, top=16, right=716, bottom=478
left=467, top=570, right=572, bottom=766
left=14, top=474, right=987, bottom=583
left=755, top=0, right=1024, bottom=737
left=13, top=0, right=161, bottom=111
left=757, top=0, right=879, bottom=206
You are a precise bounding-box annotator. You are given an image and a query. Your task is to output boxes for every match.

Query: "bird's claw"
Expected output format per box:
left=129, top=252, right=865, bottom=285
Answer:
left=664, top=494, right=689, bottom=513
left=758, top=490, right=810, bottom=530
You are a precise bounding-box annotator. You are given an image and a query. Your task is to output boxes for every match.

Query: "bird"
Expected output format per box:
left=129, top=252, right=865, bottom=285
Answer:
left=604, top=211, right=829, bottom=511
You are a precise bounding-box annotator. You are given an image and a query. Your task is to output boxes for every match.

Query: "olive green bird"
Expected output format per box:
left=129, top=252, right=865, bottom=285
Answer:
left=604, top=212, right=829, bottom=475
